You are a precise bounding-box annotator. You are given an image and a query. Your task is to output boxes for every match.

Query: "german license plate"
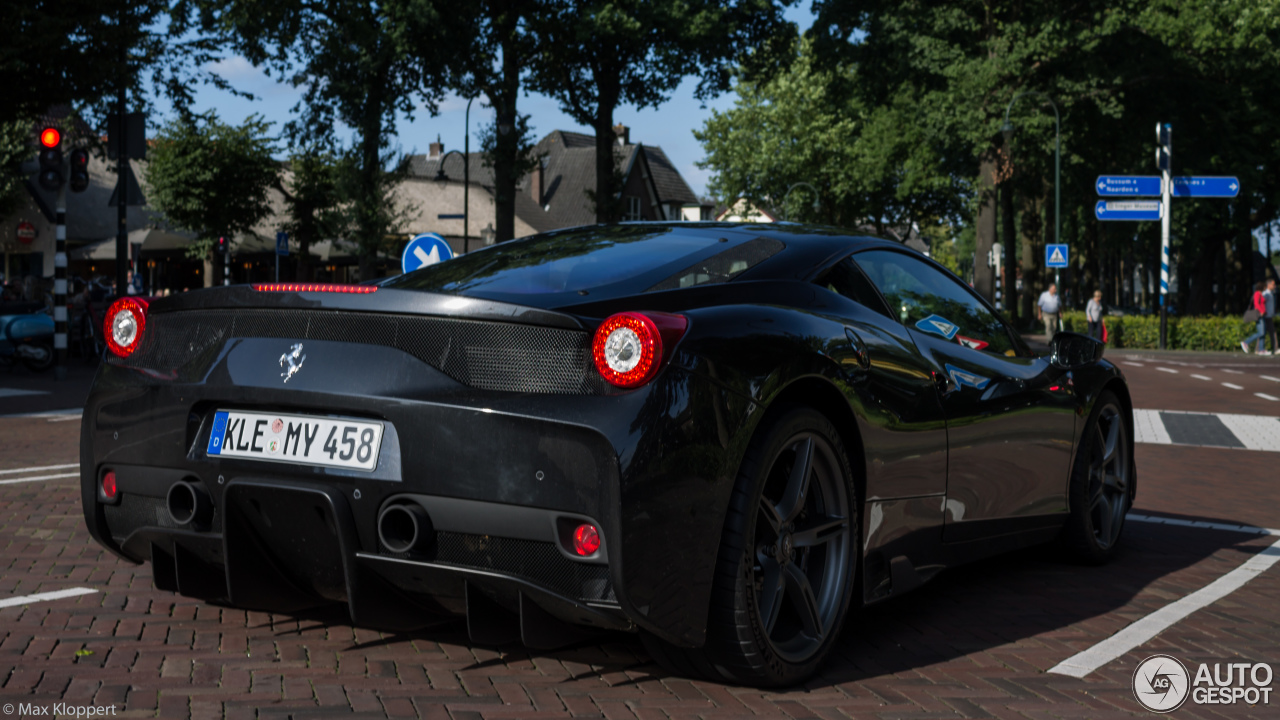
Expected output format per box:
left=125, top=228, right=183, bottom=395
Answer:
left=207, top=410, right=384, bottom=471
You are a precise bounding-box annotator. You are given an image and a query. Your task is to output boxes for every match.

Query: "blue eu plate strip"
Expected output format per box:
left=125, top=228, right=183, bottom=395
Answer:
left=207, top=411, right=228, bottom=455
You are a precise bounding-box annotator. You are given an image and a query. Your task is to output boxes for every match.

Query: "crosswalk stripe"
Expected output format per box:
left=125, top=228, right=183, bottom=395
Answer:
left=1135, top=409, right=1280, bottom=451
left=1256, top=393, right=1279, bottom=402
left=1222, top=382, right=1244, bottom=390
left=1156, top=367, right=1178, bottom=373
left=1190, top=374, right=1211, bottom=380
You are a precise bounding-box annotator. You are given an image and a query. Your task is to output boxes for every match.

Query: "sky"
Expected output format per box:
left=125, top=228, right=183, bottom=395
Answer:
left=153, top=5, right=818, bottom=199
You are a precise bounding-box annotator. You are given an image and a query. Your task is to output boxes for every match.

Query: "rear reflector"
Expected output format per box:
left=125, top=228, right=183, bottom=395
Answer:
left=572, top=523, right=601, bottom=556
left=253, top=283, right=378, bottom=294
left=101, top=470, right=117, bottom=501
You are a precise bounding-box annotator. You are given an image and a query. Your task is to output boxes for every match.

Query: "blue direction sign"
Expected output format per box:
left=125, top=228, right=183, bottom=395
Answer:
left=1046, top=244, right=1069, bottom=269
left=1171, top=176, right=1239, bottom=198
left=401, top=232, right=454, bottom=274
left=1096, top=175, right=1162, bottom=197
left=275, top=231, right=289, bottom=256
left=1095, top=200, right=1163, bottom=222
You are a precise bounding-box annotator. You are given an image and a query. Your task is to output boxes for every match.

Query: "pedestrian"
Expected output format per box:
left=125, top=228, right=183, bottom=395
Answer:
left=1037, top=283, right=1062, bottom=339
left=1264, top=278, right=1277, bottom=355
left=1241, top=281, right=1267, bottom=353
left=1086, top=290, right=1104, bottom=341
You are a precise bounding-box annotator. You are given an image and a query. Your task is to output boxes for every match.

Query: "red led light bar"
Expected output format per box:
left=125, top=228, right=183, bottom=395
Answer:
left=252, top=283, right=378, bottom=294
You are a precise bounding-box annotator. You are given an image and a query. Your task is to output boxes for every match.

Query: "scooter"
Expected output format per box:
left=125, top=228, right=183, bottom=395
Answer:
left=0, top=302, right=55, bottom=372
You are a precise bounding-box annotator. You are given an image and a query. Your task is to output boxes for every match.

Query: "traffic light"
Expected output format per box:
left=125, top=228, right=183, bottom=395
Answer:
left=38, top=126, right=64, bottom=191
left=216, top=236, right=229, bottom=253
left=69, top=148, right=89, bottom=192
left=1155, top=122, right=1172, bottom=172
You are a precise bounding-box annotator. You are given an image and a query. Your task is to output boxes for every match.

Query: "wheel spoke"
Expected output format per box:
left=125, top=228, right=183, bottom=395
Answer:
left=792, top=516, right=847, bottom=548
left=1101, top=414, right=1121, bottom=466
left=759, top=497, right=784, bottom=534
left=783, top=563, right=823, bottom=639
left=758, top=558, right=786, bottom=635
left=1097, top=496, right=1114, bottom=544
left=777, top=437, right=814, bottom=524
left=1104, top=471, right=1125, bottom=493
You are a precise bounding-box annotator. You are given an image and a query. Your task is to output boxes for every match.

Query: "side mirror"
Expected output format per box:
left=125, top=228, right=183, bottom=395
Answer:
left=1049, top=332, right=1105, bottom=369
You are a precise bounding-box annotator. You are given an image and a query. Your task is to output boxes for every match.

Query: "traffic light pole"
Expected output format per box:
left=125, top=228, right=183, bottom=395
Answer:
left=54, top=183, right=68, bottom=380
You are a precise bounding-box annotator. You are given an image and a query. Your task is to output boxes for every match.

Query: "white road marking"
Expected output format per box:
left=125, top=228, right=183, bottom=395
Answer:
left=1222, top=382, right=1244, bottom=390
left=1049, top=525, right=1280, bottom=678
left=1156, top=367, right=1178, bottom=373
left=1262, top=376, right=1280, bottom=383
left=1122, top=361, right=1144, bottom=367
left=1256, top=393, right=1280, bottom=402
left=1217, top=413, right=1280, bottom=451
left=0, top=388, right=49, bottom=398
left=0, top=472, right=79, bottom=485
left=0, top=587, right=98, bottom=609
left=1222, top=369, right=1244, bottom=374
left=1190, top=374, right=1211, bottom=381
left=1132, top=410, right=1172, bottom=445
left=0, top=463, right=78, bottom=476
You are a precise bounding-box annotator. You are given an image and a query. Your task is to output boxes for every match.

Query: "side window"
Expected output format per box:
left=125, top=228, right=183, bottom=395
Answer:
left=853, top=249, right=1017, bottom=356
left=817, top=257, right=892, bottom=318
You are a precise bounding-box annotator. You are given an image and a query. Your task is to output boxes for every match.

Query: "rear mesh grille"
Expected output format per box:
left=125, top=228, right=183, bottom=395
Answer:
left=432, top=531, right=616, bottom=603
left=109, top=309, right=607, bottom=394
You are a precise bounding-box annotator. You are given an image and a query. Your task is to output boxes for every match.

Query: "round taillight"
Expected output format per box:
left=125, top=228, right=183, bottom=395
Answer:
left=573, top=523, right=601, bottom=556
left=104, top=297, right=148, bottom=358
left=592, top=312, right=663, bottom=388
left=101, top=470, right=117, bottom=500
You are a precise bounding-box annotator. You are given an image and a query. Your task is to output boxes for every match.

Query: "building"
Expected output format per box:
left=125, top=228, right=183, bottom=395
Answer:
left=407, top=125, right=712, bottom=254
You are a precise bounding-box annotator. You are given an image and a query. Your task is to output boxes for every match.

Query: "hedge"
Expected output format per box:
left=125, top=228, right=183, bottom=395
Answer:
left=1059, top=311, right=1255, bottom=352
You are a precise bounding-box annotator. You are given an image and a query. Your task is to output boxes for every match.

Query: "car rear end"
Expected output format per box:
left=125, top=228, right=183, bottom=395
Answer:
left=81, top=284, right=651, bottom=640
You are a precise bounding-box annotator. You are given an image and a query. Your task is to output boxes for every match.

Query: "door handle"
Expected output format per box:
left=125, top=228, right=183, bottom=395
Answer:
left=933, top=369, right=957, bottom=395
left=844, top=328, right=871, bottom=371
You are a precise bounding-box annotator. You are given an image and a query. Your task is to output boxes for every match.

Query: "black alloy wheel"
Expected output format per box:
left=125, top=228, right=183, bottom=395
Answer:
left=642, top=406, right=857, bottom=686
left=1060, top=391, right=1133, bottom=563
left=752, top=431, right=853, bottom=663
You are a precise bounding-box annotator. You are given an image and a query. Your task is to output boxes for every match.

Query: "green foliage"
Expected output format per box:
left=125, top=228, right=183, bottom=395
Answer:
left=144, top=112, right=278, bottom=258
left=279, top=149, right=347, bottom=280
left=0, top=118, right=32, bottom=217
left=697, top=38, right=962, bottom=233
left=195, top=0, right=459, bottom=277
left=1061, top=311, right=1254, bottom=351
left=528, top=0, right=796, bottom=223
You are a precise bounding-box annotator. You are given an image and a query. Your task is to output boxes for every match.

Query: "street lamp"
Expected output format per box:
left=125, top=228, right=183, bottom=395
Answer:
left=1001, top=92, right=1061, bottom=289
left=433, top=96, right=476, bottom=253
left=782, top=182, right=820, bottom=222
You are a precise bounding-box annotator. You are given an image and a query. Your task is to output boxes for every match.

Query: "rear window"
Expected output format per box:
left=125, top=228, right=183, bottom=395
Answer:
left=383, top=226, right=779, bottom=304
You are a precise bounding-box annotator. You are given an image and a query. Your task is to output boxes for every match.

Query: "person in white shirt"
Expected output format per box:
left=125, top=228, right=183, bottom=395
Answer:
left=1037, top=283, right=1061, bottom=339
left=1086, top=290, right=1103, bottom=340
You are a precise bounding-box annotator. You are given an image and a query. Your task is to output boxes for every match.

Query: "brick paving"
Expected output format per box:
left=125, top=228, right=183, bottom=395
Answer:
left=1, top=364, right=1278, bottom=718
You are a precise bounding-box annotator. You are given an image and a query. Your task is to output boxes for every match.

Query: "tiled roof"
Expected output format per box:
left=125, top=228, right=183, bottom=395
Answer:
left=406, top=130, right=700, bottom=233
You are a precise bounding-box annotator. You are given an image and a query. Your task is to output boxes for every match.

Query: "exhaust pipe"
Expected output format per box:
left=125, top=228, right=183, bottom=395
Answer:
left=378, top=503, right=434, bottom=554
left=167, top=480, right=212, bottom=526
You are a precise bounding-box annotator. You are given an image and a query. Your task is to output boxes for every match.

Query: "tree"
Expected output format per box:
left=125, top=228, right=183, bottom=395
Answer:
left=278, top=149, right=346, bottom=282
left=144, top=112, right=278, bottom=286
left=444, top=1, right=543, bottom=244
left=528, top=0, right=796, bottom=223
left=196, top=0, right=458, bottom=278
left=696, top=39, right=962, bottom=238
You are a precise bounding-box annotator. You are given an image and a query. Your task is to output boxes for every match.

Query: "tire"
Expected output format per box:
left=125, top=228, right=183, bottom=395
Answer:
left=21, top=343, right=54, bottom=372
left=1058, top=390, right=1133, bottom=564
left=642, top=406, right=858, bottom=686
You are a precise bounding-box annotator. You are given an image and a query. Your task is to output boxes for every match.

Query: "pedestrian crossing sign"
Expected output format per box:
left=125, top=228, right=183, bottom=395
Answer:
left=1046, top=244, right=1069, bottom=269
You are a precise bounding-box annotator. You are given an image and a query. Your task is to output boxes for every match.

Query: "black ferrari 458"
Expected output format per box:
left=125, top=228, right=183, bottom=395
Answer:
left=81, top=223, right=1134, bottom=685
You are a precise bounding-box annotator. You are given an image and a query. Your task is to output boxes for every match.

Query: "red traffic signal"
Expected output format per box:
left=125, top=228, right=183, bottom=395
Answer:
left=69, top=148, right=90, bottom=193
left=40, top=127, right=60, bottom=148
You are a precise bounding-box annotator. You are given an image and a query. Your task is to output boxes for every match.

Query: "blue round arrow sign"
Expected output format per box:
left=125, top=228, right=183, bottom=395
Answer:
left=401, top=233, right=454, bottom=274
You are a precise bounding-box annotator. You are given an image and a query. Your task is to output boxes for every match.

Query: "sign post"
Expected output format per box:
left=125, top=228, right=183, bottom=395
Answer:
left=1045, top=243, right=1069, bottom=289
left=1158, top=124, right=1172, bottom=349
left=275, top=231, right=288, bottom=283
